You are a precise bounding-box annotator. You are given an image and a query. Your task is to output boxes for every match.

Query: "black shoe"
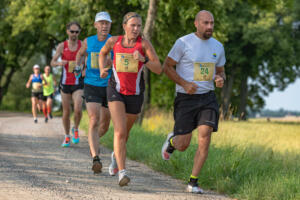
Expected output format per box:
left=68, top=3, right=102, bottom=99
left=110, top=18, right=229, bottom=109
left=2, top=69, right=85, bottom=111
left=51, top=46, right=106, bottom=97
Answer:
left=92, top=156, right=102, bottom=174
left=49, top=113, right=53, bottom=119
left=45, top=117, right=48, bottom=123
left=34, top=119, right=38, bottom=123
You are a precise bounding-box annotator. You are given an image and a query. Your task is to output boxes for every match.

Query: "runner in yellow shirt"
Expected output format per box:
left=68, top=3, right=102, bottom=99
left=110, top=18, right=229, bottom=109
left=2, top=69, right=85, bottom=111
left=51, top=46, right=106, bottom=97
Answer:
left=42, top=65, right=57, bottom=123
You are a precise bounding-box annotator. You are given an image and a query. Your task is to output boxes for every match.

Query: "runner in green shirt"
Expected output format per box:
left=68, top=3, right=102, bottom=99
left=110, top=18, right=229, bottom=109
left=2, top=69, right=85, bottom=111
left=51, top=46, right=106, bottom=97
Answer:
left=42, top=65, right=57, bottom=122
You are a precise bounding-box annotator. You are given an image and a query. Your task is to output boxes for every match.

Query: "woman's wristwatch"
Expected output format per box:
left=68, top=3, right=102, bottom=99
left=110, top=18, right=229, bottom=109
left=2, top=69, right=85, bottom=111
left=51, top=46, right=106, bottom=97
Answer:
left=143, top=56, right=149, bottom=64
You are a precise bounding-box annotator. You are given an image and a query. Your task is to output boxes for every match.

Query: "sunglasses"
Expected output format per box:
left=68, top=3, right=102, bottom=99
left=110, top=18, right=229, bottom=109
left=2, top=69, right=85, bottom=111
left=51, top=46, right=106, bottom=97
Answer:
left=70, top=30, right=80, bottom=34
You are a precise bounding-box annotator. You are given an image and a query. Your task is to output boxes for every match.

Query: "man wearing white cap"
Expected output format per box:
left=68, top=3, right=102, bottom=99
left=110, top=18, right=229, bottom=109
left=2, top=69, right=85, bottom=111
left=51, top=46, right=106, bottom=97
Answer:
left=75, top=11, right=113, bottom=174
left=26, top=64, right=46, bottom=123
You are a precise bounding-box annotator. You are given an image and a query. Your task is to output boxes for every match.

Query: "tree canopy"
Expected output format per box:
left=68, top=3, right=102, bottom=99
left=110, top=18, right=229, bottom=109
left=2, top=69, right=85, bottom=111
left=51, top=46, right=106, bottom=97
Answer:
left=1, top=0, right=299, bottom=119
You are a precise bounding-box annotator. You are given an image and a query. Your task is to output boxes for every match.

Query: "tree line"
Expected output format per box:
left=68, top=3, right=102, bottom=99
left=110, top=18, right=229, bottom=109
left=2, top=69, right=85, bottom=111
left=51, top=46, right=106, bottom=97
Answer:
left=1, top=0, right=299, bottom=120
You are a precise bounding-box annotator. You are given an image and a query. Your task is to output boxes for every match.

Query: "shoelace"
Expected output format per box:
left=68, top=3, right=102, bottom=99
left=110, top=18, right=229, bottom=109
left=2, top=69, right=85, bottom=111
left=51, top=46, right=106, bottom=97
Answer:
left=65, top=137, right=70, bottom=143
left=74, top=130, right=79, bottom=138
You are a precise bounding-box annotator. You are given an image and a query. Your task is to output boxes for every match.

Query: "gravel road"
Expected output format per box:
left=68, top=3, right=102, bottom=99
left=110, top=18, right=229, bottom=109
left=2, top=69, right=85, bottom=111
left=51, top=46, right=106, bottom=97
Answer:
left=0, top=112, right=231, bottom=200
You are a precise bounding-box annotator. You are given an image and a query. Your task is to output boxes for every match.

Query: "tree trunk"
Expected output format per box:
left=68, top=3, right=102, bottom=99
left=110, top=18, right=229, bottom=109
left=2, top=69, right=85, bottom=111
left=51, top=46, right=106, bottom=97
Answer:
left=0, top=67, right=16, bottom=106
left=221, top=73, right=234, bottom=120
left=136, top=0, right=158, bottom=125
left=238, top=74, right=248, bottom=120
left=46, top=39, right=55, bottom=65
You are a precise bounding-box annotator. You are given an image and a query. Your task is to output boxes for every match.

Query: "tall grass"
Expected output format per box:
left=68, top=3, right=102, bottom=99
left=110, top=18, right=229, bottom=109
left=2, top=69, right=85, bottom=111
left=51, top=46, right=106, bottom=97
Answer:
left=80, top=111, right=300, bottom=200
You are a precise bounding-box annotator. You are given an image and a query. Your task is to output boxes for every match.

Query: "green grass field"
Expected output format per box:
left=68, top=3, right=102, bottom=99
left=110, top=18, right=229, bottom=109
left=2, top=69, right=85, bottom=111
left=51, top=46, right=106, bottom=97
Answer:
left=80, top=111, right=300, bottom=200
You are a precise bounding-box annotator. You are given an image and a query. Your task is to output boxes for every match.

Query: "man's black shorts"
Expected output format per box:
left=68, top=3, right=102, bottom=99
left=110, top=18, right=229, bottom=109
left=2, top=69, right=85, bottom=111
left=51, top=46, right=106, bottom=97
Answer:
left=83, top=83, right=108, bottom=108
left=60, top=83, right=84, bottom=94
left=107, top=85, right=144, bottom=114
left=173, top=91, right=219, bottom=135
left=31, top=92, right=43, bottom=100
left=42, top=93, right=54, bottom=101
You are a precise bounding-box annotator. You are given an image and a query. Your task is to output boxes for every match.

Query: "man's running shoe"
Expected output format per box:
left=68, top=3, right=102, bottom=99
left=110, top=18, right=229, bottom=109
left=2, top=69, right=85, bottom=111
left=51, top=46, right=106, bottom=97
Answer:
left=108, top=152, right=119, bottom=176
left=34, top=118, right=38, bottom=123
left=49, top=113, right=53, bottom=119
left=187, top=182, right=204, bottom=194
left=161, top=132, right=175, bottom=160
left=71, top=127, right=80, bottom=144
left=45, top=117, right=48, bottom=123
left=92, top=155, right=102, bottom=174
left=118, top=169, right=130, bottom=187
left=61, top=136, right=71, bottom=147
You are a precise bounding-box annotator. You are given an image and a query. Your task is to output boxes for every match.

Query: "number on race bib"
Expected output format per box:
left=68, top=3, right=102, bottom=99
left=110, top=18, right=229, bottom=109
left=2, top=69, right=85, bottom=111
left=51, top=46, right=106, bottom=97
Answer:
left=193, top=62, right=215, bottom=81
left=116, top=53, right=138, bottom=72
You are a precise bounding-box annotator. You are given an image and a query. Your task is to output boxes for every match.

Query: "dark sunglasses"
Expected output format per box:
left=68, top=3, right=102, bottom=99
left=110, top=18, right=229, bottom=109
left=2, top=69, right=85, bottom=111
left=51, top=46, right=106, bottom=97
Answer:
left=70, top=30, right=79, bottom=34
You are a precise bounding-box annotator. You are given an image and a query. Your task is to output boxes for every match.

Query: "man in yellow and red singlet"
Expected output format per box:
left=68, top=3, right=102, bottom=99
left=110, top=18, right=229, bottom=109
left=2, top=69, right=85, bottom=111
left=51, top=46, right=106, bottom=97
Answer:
left=51, top=22, right=83, bottom=147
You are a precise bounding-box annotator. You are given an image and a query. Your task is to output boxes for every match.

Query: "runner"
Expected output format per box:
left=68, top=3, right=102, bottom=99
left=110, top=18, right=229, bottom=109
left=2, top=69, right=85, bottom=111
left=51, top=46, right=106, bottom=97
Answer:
left=75, top=11, right=113, bottom=174
left=26, top=64, right=46, bottom=123
left=99, top=12, right=162, bottom=186
left=42, top=65, right=57, bottom=123
left=51, top=21, right=83, bottom=147
left=161, top=10, right=226, bottom=194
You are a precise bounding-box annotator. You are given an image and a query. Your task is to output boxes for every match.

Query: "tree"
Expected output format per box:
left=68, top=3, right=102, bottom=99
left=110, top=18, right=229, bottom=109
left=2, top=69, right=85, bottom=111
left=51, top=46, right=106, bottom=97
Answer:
left=137, top=0, right=158, bottom=125
left=220, top=0, right=300, bottom=120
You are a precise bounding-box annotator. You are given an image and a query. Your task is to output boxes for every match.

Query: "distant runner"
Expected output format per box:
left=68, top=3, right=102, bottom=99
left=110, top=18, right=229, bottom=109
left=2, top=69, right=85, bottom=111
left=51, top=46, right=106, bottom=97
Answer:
left=51, top=21, right=83, bottom=147
left=75, top=11, right=113, bottom=174
left=42, top=65, right=57, bottom=123
left=161, top=10, right=226, bottom=194
left=26, top=64, right=46, bottom=123
left=99, top=12, right=162, bottom=186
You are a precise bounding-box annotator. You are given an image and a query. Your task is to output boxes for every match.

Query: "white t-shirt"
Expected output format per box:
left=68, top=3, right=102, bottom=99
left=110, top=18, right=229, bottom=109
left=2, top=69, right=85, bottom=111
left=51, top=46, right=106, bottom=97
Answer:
left=168, top=33, right=226, bottom=94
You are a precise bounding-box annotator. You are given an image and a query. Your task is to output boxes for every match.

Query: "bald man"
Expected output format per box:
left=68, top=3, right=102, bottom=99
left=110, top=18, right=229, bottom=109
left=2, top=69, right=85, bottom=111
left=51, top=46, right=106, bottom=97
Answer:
left=161, top=10, right=226, bottom=194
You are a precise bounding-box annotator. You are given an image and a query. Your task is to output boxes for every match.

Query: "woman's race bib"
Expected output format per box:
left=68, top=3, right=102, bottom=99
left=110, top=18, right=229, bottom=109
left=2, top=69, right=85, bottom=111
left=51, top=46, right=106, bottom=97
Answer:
left=116, top=53, right=138, bottom=73
left=193, top=62, right=215, bottom=81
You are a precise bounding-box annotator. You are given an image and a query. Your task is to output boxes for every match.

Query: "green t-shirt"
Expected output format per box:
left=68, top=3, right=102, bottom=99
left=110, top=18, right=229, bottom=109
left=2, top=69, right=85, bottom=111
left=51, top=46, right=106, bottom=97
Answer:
left=43, top=74, right=55, bottom=96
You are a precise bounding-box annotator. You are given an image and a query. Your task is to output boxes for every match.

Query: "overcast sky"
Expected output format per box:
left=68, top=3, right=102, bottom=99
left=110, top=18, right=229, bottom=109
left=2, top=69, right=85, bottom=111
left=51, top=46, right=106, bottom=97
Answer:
left=264, top=78, right=300, bottom=111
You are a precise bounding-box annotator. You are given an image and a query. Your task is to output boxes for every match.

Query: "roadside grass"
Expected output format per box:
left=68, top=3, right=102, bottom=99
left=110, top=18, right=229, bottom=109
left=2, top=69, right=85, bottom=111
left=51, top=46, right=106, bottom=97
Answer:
left=80, top=111, right=300, bottom=200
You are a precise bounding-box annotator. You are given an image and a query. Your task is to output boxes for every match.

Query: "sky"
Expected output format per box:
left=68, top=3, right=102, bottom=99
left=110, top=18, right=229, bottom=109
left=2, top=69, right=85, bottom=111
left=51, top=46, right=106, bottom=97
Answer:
left=264, top=78, right=300, bottom=111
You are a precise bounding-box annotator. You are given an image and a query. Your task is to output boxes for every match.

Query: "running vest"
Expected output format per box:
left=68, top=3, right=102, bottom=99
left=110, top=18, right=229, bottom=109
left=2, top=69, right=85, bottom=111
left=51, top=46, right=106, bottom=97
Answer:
left=110, top=36, right=145, bottom=95
left=61, top=40, right=81, bottom=85
left=31, top=74, right=43, bottom=93
left=43, top=73, right=55, bottom=96
left=85, top=34, right=113, bottom=87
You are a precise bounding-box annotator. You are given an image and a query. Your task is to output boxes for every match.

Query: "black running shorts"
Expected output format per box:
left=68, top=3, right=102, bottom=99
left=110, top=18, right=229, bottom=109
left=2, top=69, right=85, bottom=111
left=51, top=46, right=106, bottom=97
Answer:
left=60, top=83, right=84, bottom=94
left=42, top=93, right=54, bottom=101
left=83, top=83, right=108, bottom=108
left=173, top=91, right=219, bottom=135
left=31, top=92, right=43, bottom=100
left=107, top=85, right=144, bottom=114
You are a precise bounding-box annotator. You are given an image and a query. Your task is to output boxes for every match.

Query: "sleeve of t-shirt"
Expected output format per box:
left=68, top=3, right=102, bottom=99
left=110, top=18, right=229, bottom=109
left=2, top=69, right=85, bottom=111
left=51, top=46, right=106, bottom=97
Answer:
left=167, top=39, right=185, bottom=63
left=216, top=45, right=226, bottom=67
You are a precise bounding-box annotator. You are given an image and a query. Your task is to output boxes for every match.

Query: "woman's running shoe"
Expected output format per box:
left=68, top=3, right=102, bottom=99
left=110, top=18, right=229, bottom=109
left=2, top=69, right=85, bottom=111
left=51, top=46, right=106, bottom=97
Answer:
left=108, top=152, right=118, bottom=176
left=118, top=169, right=130, bottom=187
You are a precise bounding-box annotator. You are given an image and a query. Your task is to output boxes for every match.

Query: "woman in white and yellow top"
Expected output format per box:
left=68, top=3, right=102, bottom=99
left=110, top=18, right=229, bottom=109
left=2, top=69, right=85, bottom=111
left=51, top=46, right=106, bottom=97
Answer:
left=26, top=64, right=46, bottom=123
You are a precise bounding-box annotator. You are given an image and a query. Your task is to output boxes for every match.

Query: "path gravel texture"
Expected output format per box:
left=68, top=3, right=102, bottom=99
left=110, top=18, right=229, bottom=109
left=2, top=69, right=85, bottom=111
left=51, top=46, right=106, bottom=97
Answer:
left=0, top=112, right=231, bottom=200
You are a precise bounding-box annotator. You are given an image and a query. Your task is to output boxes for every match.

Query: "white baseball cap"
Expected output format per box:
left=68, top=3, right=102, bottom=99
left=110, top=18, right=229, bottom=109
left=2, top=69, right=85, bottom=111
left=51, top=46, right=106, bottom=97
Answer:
left=95, top=11, right=112, bottom=23
left=33, top=64, right=40, bottom=69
